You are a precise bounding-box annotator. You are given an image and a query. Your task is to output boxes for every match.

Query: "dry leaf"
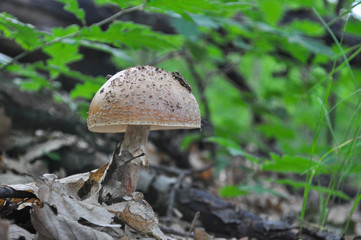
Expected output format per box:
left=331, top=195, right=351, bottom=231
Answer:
left=8, top=224, right=34, bottom=240
left=35, top=174, right=116, bottom=227
left=31, top=204, right=114, bottom=240
left=105, top=193, right=170, bottom=240
left=194, top=228, right=213, bottom=240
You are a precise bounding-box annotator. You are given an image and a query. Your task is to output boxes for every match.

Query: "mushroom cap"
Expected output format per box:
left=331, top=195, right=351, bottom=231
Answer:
left=87, top=65, right=201, bottom=133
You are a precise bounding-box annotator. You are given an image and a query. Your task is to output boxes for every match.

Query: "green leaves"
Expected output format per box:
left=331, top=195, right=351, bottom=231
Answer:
left=43, top=41, right=82, bottom=78
left=258, top=0, right=284, bottom=26
left=0, top=13, right=45, bottom=50
left=70, top=77, right=105, bottom=100
left=262, top=153, right=328, bottom=174
left=80, top=21, right=183, bottom=50
left=54, top=0, right=86, bottom=24
left=220, top=184, right=286, bottom=198
left=7, top=65, right=50, bottom=91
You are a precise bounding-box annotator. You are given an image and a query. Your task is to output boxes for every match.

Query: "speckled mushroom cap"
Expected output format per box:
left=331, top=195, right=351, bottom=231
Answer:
left=87, top=65, right=201, bottom=133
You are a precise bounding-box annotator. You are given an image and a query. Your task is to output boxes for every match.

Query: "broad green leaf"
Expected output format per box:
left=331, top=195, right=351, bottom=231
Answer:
left=219, top=185, right=249, bottom=197
left=279, top=38, right=311, bottom=63
left=205, top=76, right=250, bottom=139
left=258, top=0, right=284, bottom=26
left=287, top=34, right=334, bottom=57
left=71, top=80, right=103, bottom=99
left=148, top=0, right=252, bottom=20
left=345, top=19, right=361, bottom=35
left=34, top=62, right=105, bottom=93
left=147, top=0, right=219, bottom=20
left=170, top=17, right=200, bottom=41
left=257, top=123, right=295, bottom=140
left=80, top=21, right=183, bottom=50
left=255, top=22, right=335, bottom=57
left=43, top=41, right=82, bottom=78
left=189, top=13, right=219, bottom=28
left=47, top=25, right=80, bottom=40
left=286, top=20, right=325, bottom=37
left=262, top=153, right=328, bottom=174
left=54, top=0, right=85, bottom=24
left=220, top=185, right=287, bottom=198
left=94, top=0, right=142, bottom=7
left=79, top=40, right=134, bottom=63
left=7, top=65, right=50, bottom=91
left=0, top=13, right=44, bottom=50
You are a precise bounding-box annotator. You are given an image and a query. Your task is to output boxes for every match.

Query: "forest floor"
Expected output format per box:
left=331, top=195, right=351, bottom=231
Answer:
left=0, top=85, right=359, bottom=240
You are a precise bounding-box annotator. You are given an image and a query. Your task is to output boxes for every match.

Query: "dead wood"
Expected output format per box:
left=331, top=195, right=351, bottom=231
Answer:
left=138, top=169, right=343, bottom=240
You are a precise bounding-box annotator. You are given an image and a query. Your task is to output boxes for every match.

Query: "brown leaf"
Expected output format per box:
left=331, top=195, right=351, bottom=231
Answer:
left=31, top=204, right=114, bottom=240
left=105, top=193, right=169, bottom=240
left=35, top=174, right=116, bottom=227
left=194, top=228, right=213, bottom=240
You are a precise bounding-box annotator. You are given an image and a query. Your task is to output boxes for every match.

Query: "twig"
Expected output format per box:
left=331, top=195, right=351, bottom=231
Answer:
left=124, top=153, right=145, bottom=164
left=1, top=4, right=144, bottom=69
left=159, top=163, right=214, bottom=225
left=160, top=225, right=194, bottom=238
left=150, top=163, right=214, bottom=177
left=186, top=211, right=200, bottom=240
left=166, top=172, right=186, bottom=225
left=94, top=5, right=144, bottom=27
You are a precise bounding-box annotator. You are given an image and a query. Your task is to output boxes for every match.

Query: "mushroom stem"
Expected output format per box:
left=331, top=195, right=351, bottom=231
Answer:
left=120, top=124, right=150, bottom=196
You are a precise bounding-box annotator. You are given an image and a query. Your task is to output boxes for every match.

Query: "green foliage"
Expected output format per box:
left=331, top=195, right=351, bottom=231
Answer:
left=7, top=65, right=51, bottom=91
left=54, top=0, right=86, bottom=25
left=220, top=184, right=286, bottom=198
left=262, top=153, right=327, bottom=174
left=274, top=179, right=351, bottom=200
left=80, top=21, right=184, bottom=50
left=0, top=13, right=45, bottom=50
left=43, top=41, right=82, bottom=78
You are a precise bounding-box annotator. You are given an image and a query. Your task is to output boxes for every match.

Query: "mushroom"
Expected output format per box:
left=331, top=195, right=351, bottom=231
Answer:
left=87, top=65, right=201, bottom=196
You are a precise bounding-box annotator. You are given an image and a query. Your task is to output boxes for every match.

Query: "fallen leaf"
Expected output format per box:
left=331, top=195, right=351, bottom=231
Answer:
left=8, top=223, right=34, bottom=240
left=31, top=204, right=114, bottom=240
left=0, top=219, right=9, bottom=240
left=194, top=227, right=213, bottom=240
left=105, top=193, right=170, bottom=240
left=35, top=174, right=117, bottom=227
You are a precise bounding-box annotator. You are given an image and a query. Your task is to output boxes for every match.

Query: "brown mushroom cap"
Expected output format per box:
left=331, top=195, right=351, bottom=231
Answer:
left=87, top=65, right=201, bottom=133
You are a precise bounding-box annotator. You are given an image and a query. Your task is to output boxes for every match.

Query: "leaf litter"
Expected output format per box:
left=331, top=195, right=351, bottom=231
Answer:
left=1, top=160, right=174, bottom=239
